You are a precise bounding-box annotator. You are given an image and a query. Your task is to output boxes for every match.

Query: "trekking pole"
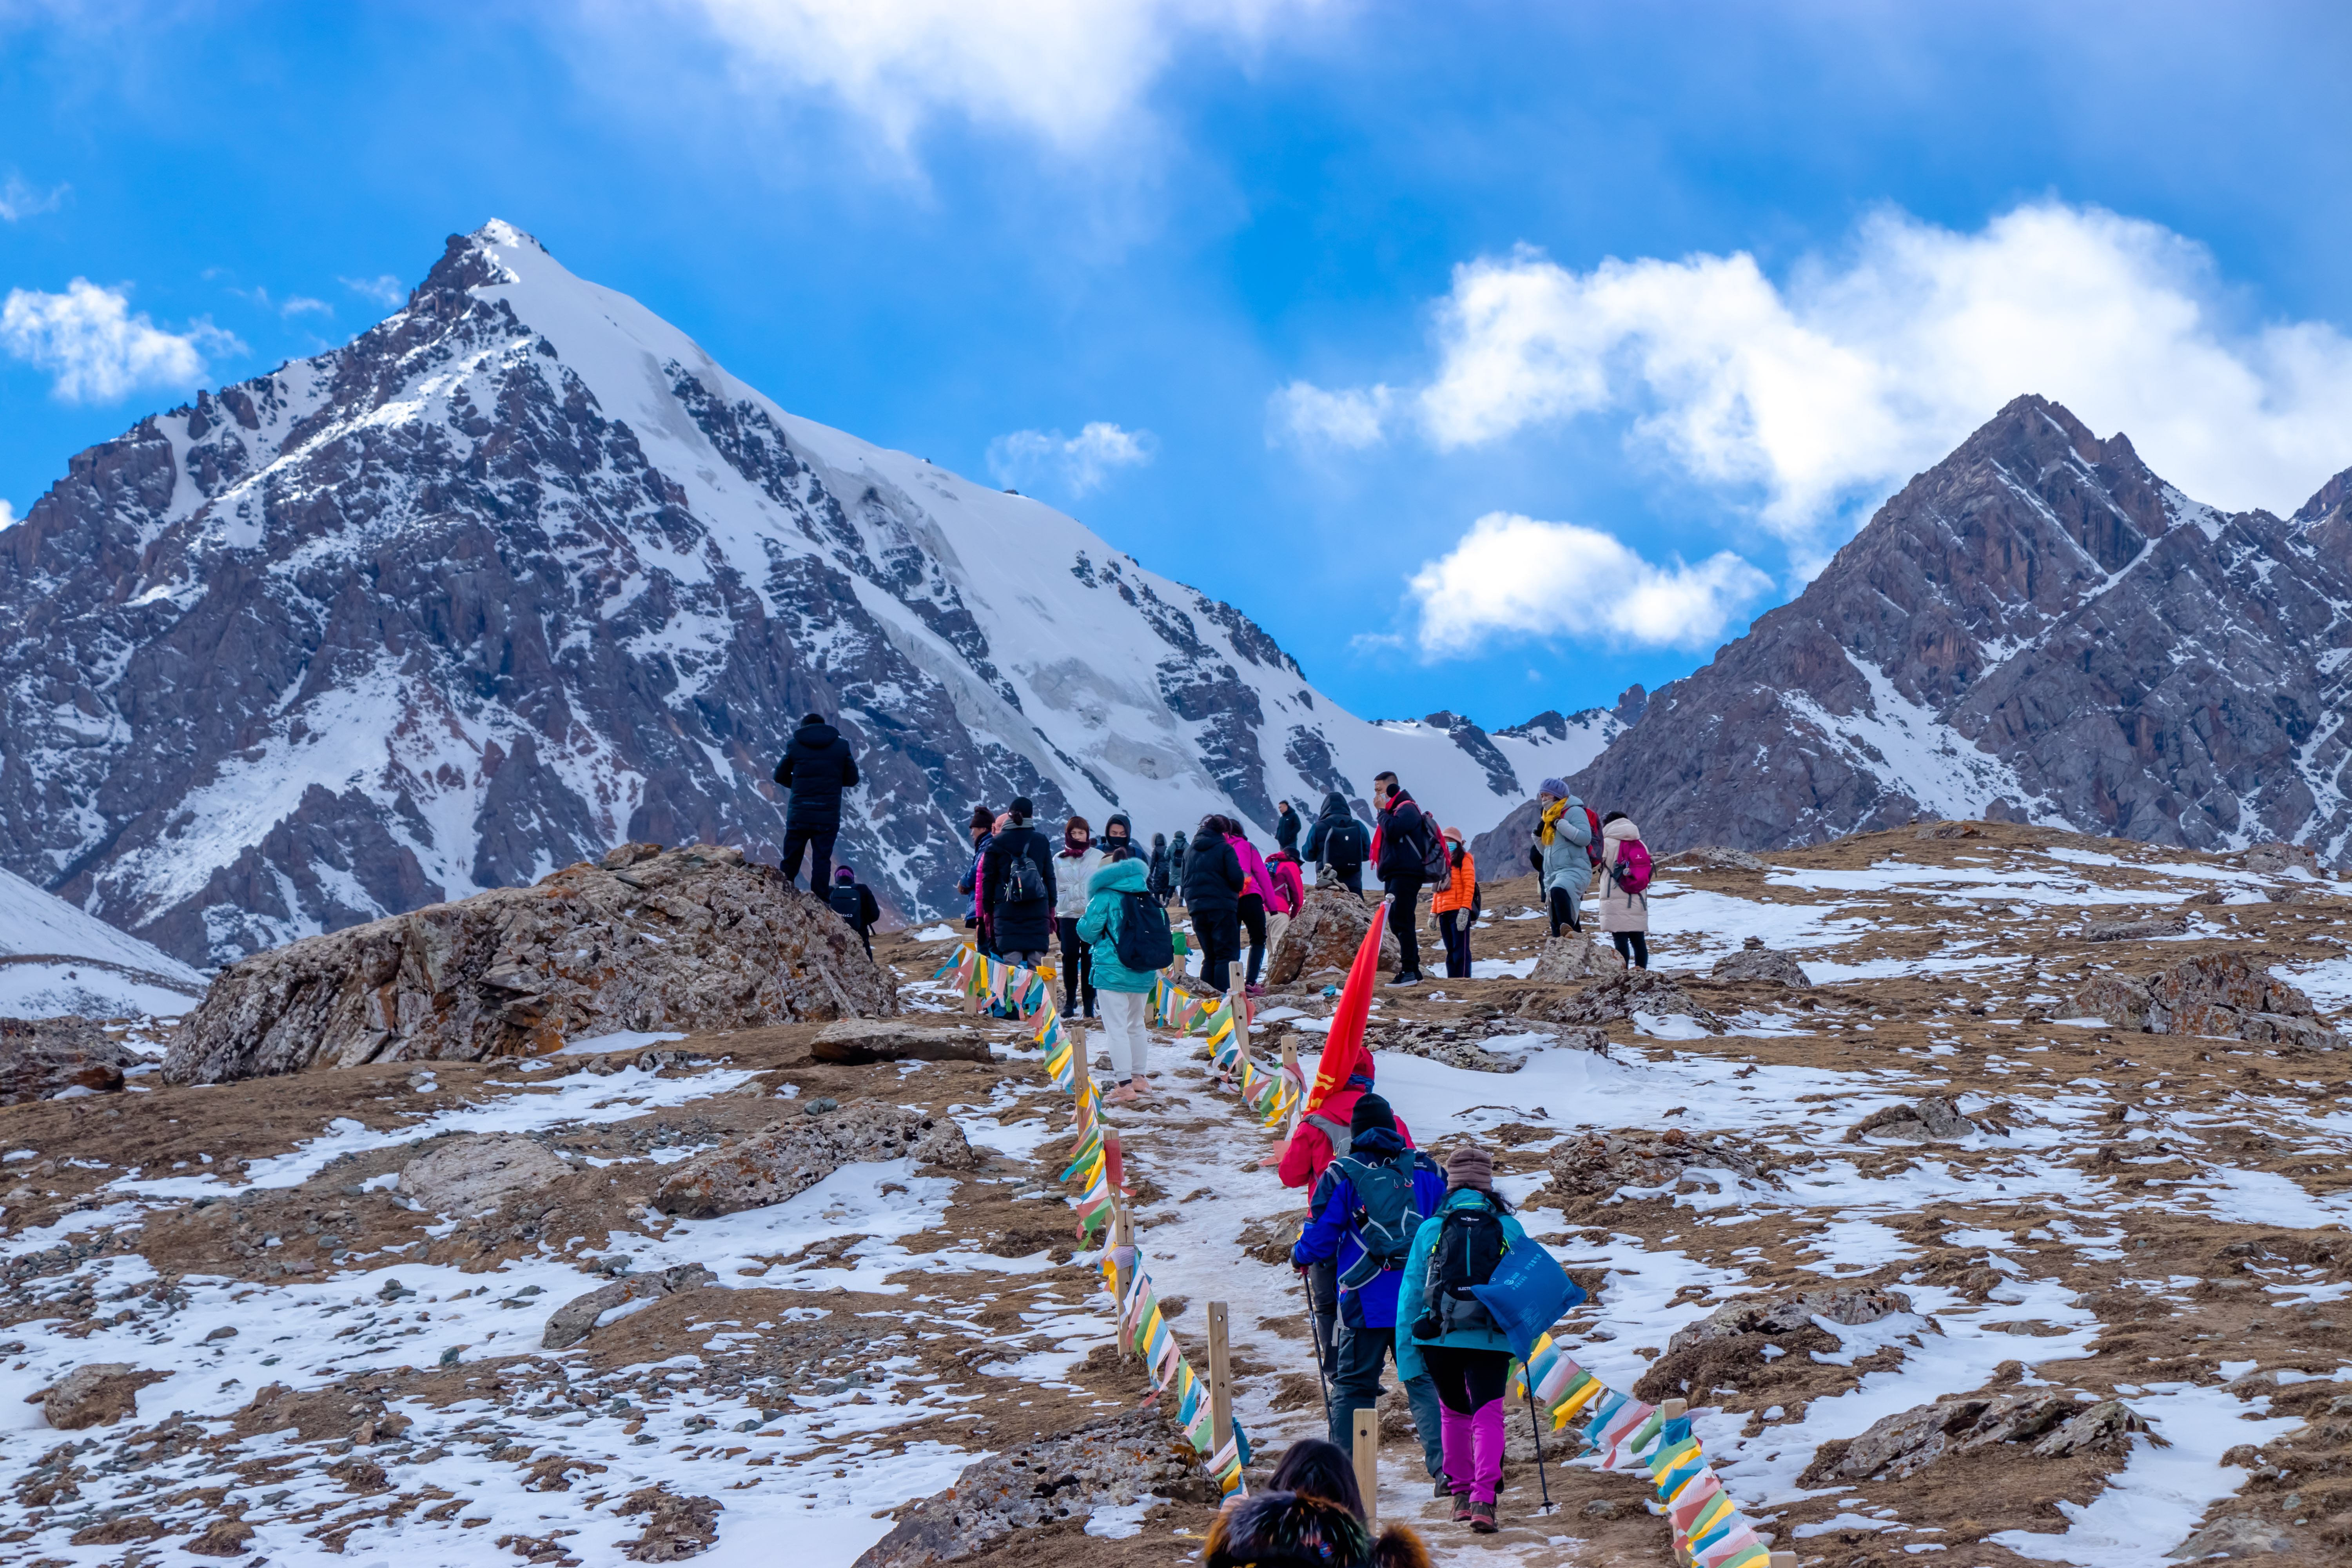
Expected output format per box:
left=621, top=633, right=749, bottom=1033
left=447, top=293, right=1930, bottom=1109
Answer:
left=1299, top=1271, right=1335, bottom=1431
left=1526, top=1389, right=1554, bottom=1514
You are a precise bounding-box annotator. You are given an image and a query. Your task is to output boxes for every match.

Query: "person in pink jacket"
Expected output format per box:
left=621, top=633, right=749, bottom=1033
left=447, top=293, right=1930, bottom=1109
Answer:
left=1227, top=829, right=1278, bottom=995
left=1264, top=847, right=1305, bottom=977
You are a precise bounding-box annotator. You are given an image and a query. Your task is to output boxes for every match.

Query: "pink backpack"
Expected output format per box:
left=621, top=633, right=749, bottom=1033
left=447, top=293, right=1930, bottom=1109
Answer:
left=1613, top=838, right=1653, bottom=896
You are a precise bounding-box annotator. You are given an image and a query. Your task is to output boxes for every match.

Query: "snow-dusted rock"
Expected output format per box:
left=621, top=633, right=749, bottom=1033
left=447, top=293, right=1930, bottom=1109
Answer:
left=1264, top=886, right=1399, bottom=985
left=2077, top=952, right=2339, bottom=1049
left=1804, top=1393, right=2155, bottom=1483
left=652, top=1100, right=976, bottom=1220
left=1711, top=935, right=1810, bottom=985
left=398, top=1132, right=571, bottom=1214
left=0, top=1016, right=142, bottom=1104
left=36, top=1363, right=164, bottom=1430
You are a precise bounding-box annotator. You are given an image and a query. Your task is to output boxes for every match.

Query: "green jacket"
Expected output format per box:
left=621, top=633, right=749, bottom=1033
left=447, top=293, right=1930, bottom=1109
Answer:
left=1394, top=1187, right=1531, bottom=1383
left=1074, top=857, right=1158, bottom=993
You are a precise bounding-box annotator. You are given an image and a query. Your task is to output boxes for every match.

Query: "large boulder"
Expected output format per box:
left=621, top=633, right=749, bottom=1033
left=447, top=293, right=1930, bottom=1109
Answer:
left=1711, top=936, right=1810, bottom=986
left=542, top=1263, right=719, bottom=1349
left=0, top=1016, right=144, bottom=1104
left=1802, top=1394, right=2156, bottom=1483
left=1519, top=968, right=1722, bottom=1030
left=399, top=1133, right=572, bottom=1214
left=1265, top=887, right=1400, bottom=985
left=1548, top=1127, right=1777, bottom=1200
left=163, top=843, right=898, bottom=1083
left=653, top=1100, right=979, bottom=1219
left=1847, top=1095, right=1979, bottom=1143
left=1528, top=933, right=1616, bottom=984
left=1663, top=846, right=1765, bottom=873
left=36, top=1363, right=166, bottom=1429
left=2077, top=953, right=2340, bottom=1050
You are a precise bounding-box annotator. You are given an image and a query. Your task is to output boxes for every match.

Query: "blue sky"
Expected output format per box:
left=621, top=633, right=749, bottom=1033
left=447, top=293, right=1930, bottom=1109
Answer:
left=5, top=1, right=2351, bottom=729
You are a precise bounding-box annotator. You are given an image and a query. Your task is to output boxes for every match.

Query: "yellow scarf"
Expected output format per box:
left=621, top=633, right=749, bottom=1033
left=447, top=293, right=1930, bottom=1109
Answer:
left=1537, top=797, right=1569, bottom=848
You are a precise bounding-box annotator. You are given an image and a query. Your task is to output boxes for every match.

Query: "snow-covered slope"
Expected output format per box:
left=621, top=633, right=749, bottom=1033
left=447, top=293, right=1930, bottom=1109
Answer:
left=0, top=867, right=208, bottom=1018
left=0, top=222, right=1588, bottom=964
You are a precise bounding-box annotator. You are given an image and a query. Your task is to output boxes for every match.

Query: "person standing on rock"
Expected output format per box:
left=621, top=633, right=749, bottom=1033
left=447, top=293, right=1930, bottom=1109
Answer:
left=1170, top=828, right=1192, bottom=906
left=827, top=866, right=882, bottom=957
left=1228, top=822, right=1279, bottom=996
left=1292, top=1093, right=1448, bottom=1490
left=959, top=806, right=998, bottom=953
left=1183, top=815, right=1247, bottom=992
left=981, top=797, right=1058, bottom=968
left=1372, top=773, right=1431, bottom=986
left=772, top=713, right=860, bottom=893
left=1432, top=829, right=1477, bottom=980
left=1264, top=846, right=1305, bottom=973
left=1597, top=810, right=1652, bottom=970
left=1076, top=847, right=1165, bottom=1103
left=1303, top=791, right=1369, bottom=899
left=1053, top=816, right=1104, bottom=1018
left=1276, top=798, right=1303, bottom=860
left=1529, top=779, right=1594, bottom=937
left=1396, top=1144, right=1528, bottom=1534
left=1147, top=832, right=1173, bottom=902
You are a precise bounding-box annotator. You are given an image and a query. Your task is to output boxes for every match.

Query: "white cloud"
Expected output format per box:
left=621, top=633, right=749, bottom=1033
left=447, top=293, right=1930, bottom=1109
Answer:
left=678, top=0, right=1325, bottom=150
left=1406, top=511, right=1770, bottom=655
left=341, top=274, right=406, bottom=308
left=0, top=500, right=16, bottom=532
left=0, top=174, right=67, bottom=222
left=1305, top=203, right=2352, bottom=546
left=987, top=421, right=1158, bottom=496
left=233, top=286, right=333, bottom=319
left=0, top=279, right=245, bottom=403
left=1267, top=379, right=1391, bottom=448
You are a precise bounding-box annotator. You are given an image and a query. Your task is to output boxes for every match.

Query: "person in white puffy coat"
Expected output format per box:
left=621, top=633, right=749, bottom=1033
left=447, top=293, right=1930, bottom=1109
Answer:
left=1054, top=817, right=1105, bottom=1017
left=1597, top=812, right=1650, bottom=970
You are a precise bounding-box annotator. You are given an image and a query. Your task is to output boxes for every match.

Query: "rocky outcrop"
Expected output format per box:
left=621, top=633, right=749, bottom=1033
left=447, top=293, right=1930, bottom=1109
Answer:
left=161, top=843, right=896, bottom=1083
left=1635, top=1286, right=1918, bottom=1404
left=1560, top=396, right=2352, bottom=863
left=542, top=1264, right=719, bottom=1350
left=1519, top=969, right=1722, bottom=1030
left=399, top=1133, right=572, bottom=1214
left=2082, top=913, right=2191, bottom=941
left=809, top=1020, right=991, bottom=1065
left=1548, top=1127, right=1777, bottom=1200
left=1802, top=1393, right=2158, bottom=1483
left=2077, top=953, right=2341, bottom=1051
left=1847, top=1095, right=1980, bottom=1142
left=35, top=1363, right=166, bottom=1429
left=616, top=1485, right=722, bottom=1561
left=1665, top=846, right=1766, bottom=873
left=1528, top=933, right=1615, bottom=984
left=652, top=1100, right=978, bottom=1220
left=1711, top=936, right=1810, bottom=985
left=1264, top=887, right=1400, bottom=985
left=851, top=1410, right=1200, bottom=1568
left=0, top=1016, right=143, bottom=1103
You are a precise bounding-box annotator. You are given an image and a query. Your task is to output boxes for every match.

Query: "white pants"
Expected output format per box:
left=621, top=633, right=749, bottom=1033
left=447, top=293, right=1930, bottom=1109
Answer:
left=1098, top=989, right=1152, bottom=1083
left=1265, top=911, right=1291, bottom=970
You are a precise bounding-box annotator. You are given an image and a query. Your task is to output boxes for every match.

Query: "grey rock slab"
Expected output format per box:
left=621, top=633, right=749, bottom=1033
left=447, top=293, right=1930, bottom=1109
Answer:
left=542, top=1263, right=717, bottom=1349
left=652, top=1099, right=979, bottom=1220
left=399, top=1132, right=572, bottom=1215
left=809, top=1019, right=990, bottom=1065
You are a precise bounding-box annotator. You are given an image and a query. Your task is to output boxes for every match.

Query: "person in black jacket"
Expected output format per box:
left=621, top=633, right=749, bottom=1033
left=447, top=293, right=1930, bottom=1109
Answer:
left=1170, top=829, right=1191, bottom=904
left=1145, top=831, right=1170, bottom=899
left=1373, top=772, right=1429, bottom=986
left=980, top=796, right=1058, bottom=965
left=1181, top=813, right=1247, bottom=992
left=1301, top=790, right=1370, bottom=898
left=827, top=866, right=882, bottom=958
left=773, top=713, right=860, bottom=892
left=1275, top=799, right=1302, bottom=859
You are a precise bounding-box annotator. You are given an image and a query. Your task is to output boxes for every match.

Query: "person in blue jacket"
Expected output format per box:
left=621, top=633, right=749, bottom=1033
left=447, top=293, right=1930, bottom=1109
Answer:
left=1394, top=1144, right=1528, bottom=1535
left=1290, top=1093, right=1447, bottom=1488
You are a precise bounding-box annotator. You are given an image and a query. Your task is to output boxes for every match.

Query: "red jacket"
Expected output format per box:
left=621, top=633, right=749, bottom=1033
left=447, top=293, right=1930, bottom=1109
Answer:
left=1278, top=1084, right=1414, bottom=1191
left=1267, top=857, right=1305, bottom=916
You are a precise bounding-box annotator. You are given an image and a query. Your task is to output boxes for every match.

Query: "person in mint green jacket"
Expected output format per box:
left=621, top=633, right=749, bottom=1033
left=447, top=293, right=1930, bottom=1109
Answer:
left=1394, top=1145, right=1526, bottom=1535
left=1076, top=853, right=1160, bottom=1102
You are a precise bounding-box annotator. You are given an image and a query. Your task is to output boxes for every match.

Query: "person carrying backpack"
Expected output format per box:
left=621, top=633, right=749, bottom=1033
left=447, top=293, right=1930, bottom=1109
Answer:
left=1264, top=847, right=1305, bottom=969
left=1372, top=773, right=1432, bottom=986
left=1182, top=815, right=1247, bottom=991
left=1170, top=829, right=1191, bottom=906
left=1303, top=791, right=1369, bottom=898
left=1053, top=816, right=1104, bottom=1019
left=1597, top=810, right=1653, bottom=970
left=1227, top=824, right=1279, bottom=995
left=1431, top=829, right=1477, bottom=980
left=1396, top=1144, right=1530, bottom=1535
left=772, top=713, right=861, bottom=892
left=1147, top=832, right=1172, bottom=902
left=1527, top=779, right=1595, bottom=937
left=1075, top=848, right=1170, bottom=1102
left=1291, top=1094, right=1448, bottom=1489
left=980, top=797, right=1058, bottom=966
left=826, top=866, right=882, bottom=958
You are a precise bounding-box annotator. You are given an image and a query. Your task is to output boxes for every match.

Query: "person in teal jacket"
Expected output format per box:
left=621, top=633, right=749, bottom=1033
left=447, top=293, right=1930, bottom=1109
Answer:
left=1075, top=855, right=1160, bottom=1102
left=1394, top=1145, right=1526, bottom=1535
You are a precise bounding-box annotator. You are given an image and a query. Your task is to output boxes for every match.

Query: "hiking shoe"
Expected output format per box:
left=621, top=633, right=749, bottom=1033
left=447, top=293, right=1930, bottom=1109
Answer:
left=1452, top=1495, right=1476, bottom=1522
left=1466, top=1499, right=1497, bottom=1533
left=1388, top=971, right=1422, bottom=987
left=1432, top=1475, right=1462, bottom=1501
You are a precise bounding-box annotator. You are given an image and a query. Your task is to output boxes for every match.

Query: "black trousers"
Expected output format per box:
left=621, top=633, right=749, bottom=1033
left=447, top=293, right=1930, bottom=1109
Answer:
left=1612, top=931, right=1649, bottom=969
left=1194, top=907, right=1241, bottom=991
left=1423, top=1345, right=1512, bottom=1413
left=1439, top=909, right=1472, bottom=978
left=780, top=826, right=838, bottom=891
left=1055, top=916, right=1096, bottom=1016
left=1548, top=885, right=1582, bottom=936
left=1239, top=894, right=1268, bottom=987
left=1385, top=874, right=1424, bottom=975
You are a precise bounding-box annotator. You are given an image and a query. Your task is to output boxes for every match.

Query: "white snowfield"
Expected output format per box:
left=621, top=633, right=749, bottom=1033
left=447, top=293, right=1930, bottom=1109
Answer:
left=0, top=864, right=207, bottom=1016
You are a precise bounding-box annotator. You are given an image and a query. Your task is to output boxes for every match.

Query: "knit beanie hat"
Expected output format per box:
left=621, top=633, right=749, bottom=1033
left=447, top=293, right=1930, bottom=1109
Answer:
left=1445, top=1143, right=1495, bottom=1192
left=1348, top=1093, right=1396, bottom=1138
left=1538, top=777, right=1570, bottom=800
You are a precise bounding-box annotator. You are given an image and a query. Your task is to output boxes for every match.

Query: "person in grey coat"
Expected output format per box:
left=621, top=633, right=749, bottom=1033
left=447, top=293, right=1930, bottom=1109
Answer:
left=1527, top=777, right=1594, bottom=936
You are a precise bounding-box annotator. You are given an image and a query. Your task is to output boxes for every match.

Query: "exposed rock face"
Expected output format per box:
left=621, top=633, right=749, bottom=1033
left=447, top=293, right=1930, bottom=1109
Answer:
left=541, top=1264, right=719, bottom=1350
left=1519, top=969, right=1722, bottom=1031
left=2244, top=843, right=2319, bottom=877
left=162, top=843, right=895, bottom=1083
left=2082, top=913, right=2191, bottom=941
left=2078, top=953, right=2340, bottom=1051
left=809, top=1019, right=991, bottom=1065
left=851, top=1410, right=1200, bottom=1568
left=1668, top=1287, right=1915, bottom=1355
left=0, top=221, right=1532, bottom=968
left=38, top=1363, right=165, bottom=1429
left=1711, top=936, right=1810, bottom=986
left=652, top=1100, right=978, bottom=1220
left=1848, top=1095, right=1979, bottom=1143
left=1665, top=845, right=1766, bottom=872
left=1264, top=887, right=1400, bottom=985
left=399, top=1133, right=572, bottom=1214
left=617, top=1485, right=722, bottom=1562
left=1803, top=1394, right=2156, bottom=1483
left=1562, top=395, right=2352, bottom=862
left=1528, top=933, right=1615, bottom=984
left=0, top=1016, right=144, bottom=1103
left=1635, top=1286, right=1918, bottom=1404
left=1548, top=1127, right=1777, bottom=1200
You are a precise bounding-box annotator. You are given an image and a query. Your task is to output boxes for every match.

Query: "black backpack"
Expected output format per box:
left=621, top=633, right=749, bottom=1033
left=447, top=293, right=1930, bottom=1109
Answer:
left=1333, top=1151, right=1431, bottom=1289
left=1112, top=891, right=1176, bottom=972
left=1323, top=817, right=1369, bottom=868
left=1005, top=840, right=1047, bottom=905
left=827, top=883, right=862, bottom=923
left=1423, top=1200, right=1508, bottom=1334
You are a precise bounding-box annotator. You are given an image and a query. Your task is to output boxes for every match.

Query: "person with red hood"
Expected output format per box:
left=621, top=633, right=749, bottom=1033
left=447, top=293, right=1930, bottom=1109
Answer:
left=1278, top=1029, right=1396, bottom=1382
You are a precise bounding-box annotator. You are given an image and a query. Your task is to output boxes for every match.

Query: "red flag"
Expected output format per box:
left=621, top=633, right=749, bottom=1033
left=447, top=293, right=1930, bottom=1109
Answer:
left=1307, top=895, right=1390, bottom=1114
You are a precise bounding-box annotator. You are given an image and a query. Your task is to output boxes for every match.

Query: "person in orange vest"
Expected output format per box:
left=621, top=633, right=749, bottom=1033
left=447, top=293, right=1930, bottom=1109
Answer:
left=1430, top=828, right=1477, bottom=979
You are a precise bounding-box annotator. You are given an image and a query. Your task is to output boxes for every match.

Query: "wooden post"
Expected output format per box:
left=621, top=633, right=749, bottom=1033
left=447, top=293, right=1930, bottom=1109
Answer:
left=1661, top=1398, right=1686, bottom=1420
left=1352, top=1406, right=1378, bottom=1529
left=1768, top=1556, right=1799, bottom=1568
left=1208, top=1302, right=1234, bottom=1468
